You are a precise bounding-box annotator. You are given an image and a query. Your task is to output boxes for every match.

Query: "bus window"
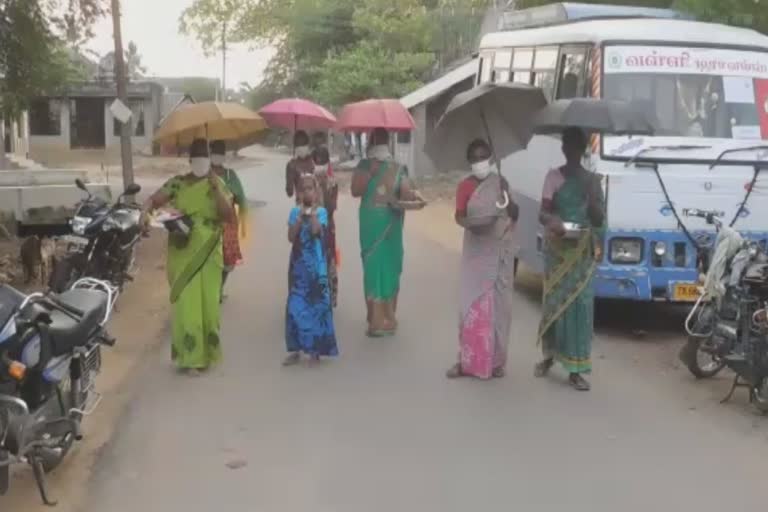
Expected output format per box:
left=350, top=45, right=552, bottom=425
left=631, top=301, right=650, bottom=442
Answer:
left=511, top=48, right=534, bottom=84
left=493, top=50, right=512, bottom=83
left=479, top=53, right=493, bottom=84
left=533, top=47, right=558, bottom=99
left=556, top=49, right=587, bottom=99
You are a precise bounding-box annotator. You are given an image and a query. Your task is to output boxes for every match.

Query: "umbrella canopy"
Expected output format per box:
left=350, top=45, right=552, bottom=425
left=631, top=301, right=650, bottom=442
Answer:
left=259, top=98, right=337, bottom=131
left=336, top=99, right=415, bottom=132
left=533, top=98, right=655, bottom=136
left=153, top=101, right=267, bottom=148
left=427, top=82, right=547, bottom=172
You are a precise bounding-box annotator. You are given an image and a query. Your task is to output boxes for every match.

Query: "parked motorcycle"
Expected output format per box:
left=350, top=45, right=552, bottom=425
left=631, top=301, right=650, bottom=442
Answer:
left=679, top=208, right=768, bottom=412
left=0, top=278, right=117, bottom=505
left=49, top=180, right=143, bottom=293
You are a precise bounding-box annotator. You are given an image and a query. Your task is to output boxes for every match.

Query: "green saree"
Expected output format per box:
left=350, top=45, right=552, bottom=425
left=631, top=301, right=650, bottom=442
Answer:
left=538, top=169, right=605, bottom=374
left=161, top=175, right=227, bottom=369
left=357, top=159, right=406, bottom=336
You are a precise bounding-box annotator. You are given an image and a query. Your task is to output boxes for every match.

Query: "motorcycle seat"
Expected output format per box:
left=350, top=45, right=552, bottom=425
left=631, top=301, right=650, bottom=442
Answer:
left=48, top=289, right=108, bottom=356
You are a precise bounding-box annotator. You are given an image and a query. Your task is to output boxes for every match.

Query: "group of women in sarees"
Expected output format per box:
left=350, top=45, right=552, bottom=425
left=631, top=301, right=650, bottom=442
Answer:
left=141, top=124, right=605, bottom=392
left=447, top=127, right=605, bottom=391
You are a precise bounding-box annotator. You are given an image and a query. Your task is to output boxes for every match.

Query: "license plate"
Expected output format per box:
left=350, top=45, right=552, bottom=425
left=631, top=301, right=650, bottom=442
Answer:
left=673, top=283, right=701, bottom=302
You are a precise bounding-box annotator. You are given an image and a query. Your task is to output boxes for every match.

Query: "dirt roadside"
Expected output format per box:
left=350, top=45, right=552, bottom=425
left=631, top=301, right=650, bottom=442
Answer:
left=1, top=209, right=171, bottom=512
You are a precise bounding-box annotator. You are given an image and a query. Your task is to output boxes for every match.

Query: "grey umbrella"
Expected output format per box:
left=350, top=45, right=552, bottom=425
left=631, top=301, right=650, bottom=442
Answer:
left=533, top=98, right=655, bottom=135
left=427, top=82, right=547, bottom=175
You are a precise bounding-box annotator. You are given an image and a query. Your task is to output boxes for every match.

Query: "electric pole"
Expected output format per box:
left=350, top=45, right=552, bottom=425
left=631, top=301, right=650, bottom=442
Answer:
left=111, top=0, right=134, bottom=187
left=221, top=20, right=228, bottom=101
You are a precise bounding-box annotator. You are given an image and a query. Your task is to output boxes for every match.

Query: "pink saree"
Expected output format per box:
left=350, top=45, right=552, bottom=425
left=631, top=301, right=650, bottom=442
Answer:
left=458, top=174, right=514, bottom=379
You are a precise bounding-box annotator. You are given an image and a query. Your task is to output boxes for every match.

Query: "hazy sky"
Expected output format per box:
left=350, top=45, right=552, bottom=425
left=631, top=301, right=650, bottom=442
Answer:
left=87, top=0, right=274, bottom=89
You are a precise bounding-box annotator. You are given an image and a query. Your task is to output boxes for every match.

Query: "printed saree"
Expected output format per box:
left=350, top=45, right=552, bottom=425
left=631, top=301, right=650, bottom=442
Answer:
left=538, top=169, right=605, bottom=374
left=162, top=176, right=227, bottom=369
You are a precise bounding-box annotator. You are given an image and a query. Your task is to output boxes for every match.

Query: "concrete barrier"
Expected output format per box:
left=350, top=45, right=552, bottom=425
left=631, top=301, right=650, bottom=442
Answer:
left=0, top=169, right=90, bottom=187
left=0, top=182, right=117, bottom=227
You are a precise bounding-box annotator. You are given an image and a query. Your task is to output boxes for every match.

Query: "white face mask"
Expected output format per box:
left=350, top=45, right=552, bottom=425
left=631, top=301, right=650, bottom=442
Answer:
left=471, top=159, right=494, bottom=180
left=210, top=154, right=226, bottom=166
left=295, top=145, right=310, bottom=158
left=190, top=157, right=210, bottom=177
left=369, top=144, right=391, bottom=161
left=314, top=164, right=327, bottom=175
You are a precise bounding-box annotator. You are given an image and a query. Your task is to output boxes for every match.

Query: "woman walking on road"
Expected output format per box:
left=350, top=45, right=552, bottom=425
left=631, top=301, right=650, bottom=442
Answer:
left=210, top=140, right=248, bottom=300
left=285, top=130, right=315, bottom=203
left=312, top=146, right=340, bottom=307
left=143, top=138, right=235, bottom=375
left=284, top=175, right=338, bottom=366
left=351, top=128, right=424, bottom=337
left=535, top=128, right=605, bottom=391
left=447, top=139, right=518, bottom=380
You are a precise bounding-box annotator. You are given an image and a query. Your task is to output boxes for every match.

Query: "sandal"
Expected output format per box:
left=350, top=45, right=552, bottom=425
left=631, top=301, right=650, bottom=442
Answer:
left=534, top=358, right=554, bottom=378
left=492, top=367, right=506, bottom=379
left=282, top=353, right=301, bottom=367
left=445, top=363, right=464, bottom=379
left=569, top=373, right=591, bottom=391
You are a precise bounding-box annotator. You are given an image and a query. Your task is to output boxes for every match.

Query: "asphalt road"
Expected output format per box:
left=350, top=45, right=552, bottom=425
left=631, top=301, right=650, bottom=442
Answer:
left=83, top=149, right=768, bottom=512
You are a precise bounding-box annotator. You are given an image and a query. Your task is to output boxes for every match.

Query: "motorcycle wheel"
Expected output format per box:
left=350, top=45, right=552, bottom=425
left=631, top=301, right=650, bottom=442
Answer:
left=679, top=337, right=726, bottom=379
left=680, top=303, right=726, bottom=379
left=752, top=378, right=768, bottom=414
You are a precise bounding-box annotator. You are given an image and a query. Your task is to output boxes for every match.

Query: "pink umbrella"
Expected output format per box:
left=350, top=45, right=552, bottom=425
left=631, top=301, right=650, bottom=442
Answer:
left=258, top=98, right=337, bottom=131
left=336, top=99, right=415, bottom=132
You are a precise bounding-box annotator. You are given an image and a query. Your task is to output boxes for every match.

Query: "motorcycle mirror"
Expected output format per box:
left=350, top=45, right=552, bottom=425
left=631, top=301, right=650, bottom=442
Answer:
left=124, top=183, right=141, bottom=196
left=75, top=179, right=88, bottom=192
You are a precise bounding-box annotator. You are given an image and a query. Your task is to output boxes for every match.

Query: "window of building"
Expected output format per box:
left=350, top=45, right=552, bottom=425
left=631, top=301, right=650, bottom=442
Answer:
left=29, top=99, right=61, bottom=136
left=396, top=131, right=411, bottom=144
left=556, top=48, right=588, bottom=99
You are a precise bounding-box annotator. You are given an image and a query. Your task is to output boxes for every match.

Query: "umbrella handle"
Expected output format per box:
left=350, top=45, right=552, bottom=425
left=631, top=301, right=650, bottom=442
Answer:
left=496, top=190, right=509, bottom=209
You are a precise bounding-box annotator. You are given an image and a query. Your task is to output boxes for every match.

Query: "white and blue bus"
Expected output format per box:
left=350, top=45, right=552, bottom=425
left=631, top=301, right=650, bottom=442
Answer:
left=478, top=3, right=768, bottom=302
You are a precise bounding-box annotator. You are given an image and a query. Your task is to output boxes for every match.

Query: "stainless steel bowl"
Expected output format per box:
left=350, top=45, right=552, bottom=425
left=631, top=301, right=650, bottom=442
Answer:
left=562, top=222, right=587, bottom=239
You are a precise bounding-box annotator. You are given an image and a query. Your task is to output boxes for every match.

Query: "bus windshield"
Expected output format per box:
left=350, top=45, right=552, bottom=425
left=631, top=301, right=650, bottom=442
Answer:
left=603, top=45, right=768, bottom=159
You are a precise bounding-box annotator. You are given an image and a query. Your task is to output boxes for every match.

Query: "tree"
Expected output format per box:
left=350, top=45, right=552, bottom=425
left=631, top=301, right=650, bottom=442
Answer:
left=515, top=0, right=768, bottom=34
left=182, top=0, right=489, bottom=108
left=674, top=0, right=768, bottom=34
left=0, top=0, right=107, bottom=116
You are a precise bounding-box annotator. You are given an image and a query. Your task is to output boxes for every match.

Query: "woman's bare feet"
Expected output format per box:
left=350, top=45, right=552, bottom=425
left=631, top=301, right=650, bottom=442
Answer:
left=445, top=363, right=464, bottom=379
left=534, top=358, right=554, bottom=378
left=282, top=352, right=301, bottom=366
left=569, top=373, right=591, bottom=391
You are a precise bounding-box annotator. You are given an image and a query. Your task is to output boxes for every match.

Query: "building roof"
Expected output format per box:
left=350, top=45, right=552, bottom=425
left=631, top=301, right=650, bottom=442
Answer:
left=400, top=58, right=478, bottom=110
left=481, top=18, right=768, bottom=50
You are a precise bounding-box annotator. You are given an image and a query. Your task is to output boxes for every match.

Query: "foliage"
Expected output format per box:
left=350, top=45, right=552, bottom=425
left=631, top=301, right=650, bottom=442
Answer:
left=515, top=0, right=768, bottom=34
left=183, top=0, right=489, bottom=109
left=0, top=0, right=107, bottom=116
left=674, top=0, right=768, bottom=34
left=312, top=42, right=433, bottom=107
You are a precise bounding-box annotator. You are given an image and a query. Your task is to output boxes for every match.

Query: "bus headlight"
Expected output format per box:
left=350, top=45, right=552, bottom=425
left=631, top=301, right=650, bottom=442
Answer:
left=610, top=238, right=643, bottom=264
left=653, top=242, right=667, bottom=257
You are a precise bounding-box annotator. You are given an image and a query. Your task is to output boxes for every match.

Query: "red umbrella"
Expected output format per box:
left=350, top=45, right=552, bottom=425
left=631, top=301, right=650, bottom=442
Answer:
left=258, top=98, right=337, bottom=131
left=336, top=99, right=415, bottom=132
